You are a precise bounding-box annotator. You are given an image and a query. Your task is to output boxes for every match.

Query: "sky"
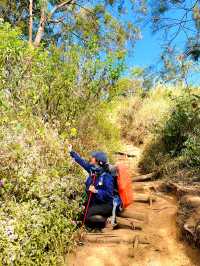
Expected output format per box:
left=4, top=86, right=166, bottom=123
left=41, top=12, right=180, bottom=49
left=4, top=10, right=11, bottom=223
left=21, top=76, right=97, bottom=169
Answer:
left=132, top=25, right=200, bottom=85
left=131, top=27, right=161, bottom=68
left=124, top=1, right=200, bottom=86
left=51, top=0, right=200, bottom=85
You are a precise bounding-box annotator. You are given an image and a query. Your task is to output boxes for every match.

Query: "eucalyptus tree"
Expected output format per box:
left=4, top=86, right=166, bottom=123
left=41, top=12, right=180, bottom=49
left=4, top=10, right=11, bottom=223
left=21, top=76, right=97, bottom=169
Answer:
left=0, top=0, right=144, bottom=51
left=140, top=0, right=200, bottom=84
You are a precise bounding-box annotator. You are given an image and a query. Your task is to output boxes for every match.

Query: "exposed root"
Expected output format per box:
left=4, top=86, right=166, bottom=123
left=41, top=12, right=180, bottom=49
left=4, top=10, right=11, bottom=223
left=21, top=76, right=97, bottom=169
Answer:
left=167, top=181, right=200, bottom=248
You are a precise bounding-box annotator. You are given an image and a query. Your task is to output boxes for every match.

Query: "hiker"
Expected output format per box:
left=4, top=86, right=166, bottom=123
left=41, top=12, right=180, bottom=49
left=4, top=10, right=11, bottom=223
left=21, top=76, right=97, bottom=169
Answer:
left=68, top=144, right=114, bottom=229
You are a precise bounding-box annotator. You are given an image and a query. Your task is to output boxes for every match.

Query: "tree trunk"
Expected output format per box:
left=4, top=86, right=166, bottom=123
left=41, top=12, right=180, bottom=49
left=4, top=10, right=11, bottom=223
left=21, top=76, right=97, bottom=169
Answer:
left=33, top=1, right=74, bottom=47
left=34, top=7, right=46, bottom=47
left=29, top=0, right=33, bottom=45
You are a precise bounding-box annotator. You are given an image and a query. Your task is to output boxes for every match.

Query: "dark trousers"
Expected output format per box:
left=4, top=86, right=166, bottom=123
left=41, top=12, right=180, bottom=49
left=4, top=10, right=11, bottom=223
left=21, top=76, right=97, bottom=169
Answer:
left=85, top=203, right=113, bottom=229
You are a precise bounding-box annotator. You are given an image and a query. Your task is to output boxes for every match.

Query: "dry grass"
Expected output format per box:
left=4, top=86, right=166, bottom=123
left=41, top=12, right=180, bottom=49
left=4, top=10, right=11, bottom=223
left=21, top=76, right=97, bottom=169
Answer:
left=120, top=86, right=173, bottom=146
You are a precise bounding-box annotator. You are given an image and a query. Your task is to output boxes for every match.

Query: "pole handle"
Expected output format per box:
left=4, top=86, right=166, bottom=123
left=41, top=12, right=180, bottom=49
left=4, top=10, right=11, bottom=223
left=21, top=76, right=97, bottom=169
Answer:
left=82, top=173, right=96, bottom=226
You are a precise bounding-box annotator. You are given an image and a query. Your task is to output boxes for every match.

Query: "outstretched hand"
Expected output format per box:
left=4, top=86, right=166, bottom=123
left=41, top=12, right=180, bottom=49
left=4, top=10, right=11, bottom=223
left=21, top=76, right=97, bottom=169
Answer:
left=68, top=144, right=73, bottom=153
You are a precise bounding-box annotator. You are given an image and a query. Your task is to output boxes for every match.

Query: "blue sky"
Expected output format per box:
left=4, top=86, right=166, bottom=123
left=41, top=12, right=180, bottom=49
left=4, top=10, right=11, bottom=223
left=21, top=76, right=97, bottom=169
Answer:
left=52, top=0, right=200, bottom=85
left=123, top=1, right=200, bottom=85
left=128, top=26, right=162, bottom=71
left=128, top=24, right=200, bottom=85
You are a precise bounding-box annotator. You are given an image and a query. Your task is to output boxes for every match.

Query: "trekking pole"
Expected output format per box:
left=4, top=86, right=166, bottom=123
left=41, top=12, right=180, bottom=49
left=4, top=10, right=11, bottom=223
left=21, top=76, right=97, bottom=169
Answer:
left=82, top=173, right=96, bottom=226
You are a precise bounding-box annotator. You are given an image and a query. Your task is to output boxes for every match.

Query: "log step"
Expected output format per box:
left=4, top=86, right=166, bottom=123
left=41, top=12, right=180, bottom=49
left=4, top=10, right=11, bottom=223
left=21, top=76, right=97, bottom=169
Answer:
left=119, top=209, right=148, bottom=222
left=116, top=217, right=144, bottom=230
left=114, top=151, right=136, bottom=158
left=133, top=173, right=155, bottom=182
left=134, top=193, right=156, bottom=203
left=85, top=232, right=149, bottom=245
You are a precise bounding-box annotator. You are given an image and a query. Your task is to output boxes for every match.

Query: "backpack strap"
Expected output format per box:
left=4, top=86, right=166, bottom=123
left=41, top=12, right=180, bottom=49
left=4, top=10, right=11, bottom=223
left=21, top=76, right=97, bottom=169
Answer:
left=108, top=164, right=118, bottom=177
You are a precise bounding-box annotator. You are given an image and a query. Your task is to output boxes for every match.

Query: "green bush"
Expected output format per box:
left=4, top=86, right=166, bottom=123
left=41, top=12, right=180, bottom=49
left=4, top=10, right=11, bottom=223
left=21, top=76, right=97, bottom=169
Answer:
left=0, top=22, right=122, bottom=264
left=76, top=102, right=121, bottom=158
left=0, top=105, right=121, bottom=264
left=140, top=91, right=200, bottom=176
left=120, top=86, right=173, bottom=145
left=161, top=94, right=200, bottom=158
left=0, top=111, right=84, bottom=265
left=183, top=133, right=200, bottom=166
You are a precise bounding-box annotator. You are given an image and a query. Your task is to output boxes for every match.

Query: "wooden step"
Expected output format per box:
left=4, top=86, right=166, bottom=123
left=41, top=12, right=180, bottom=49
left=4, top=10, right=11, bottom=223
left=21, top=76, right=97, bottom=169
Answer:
left=133, top=181, right=163, bottom=193
left=134, top=193, right=156, bottom=204
left=133, top=173, right=155, bottom=182
left=118, top=209, right=148, bottom=222
left=116, top=217, right=144, bottom=230
left=85, top=230, right=149, bottom=245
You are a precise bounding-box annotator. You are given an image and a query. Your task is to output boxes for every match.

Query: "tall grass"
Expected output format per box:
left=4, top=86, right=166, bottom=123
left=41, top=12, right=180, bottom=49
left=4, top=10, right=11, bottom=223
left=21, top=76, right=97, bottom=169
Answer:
left=120, top=86, right=174, bottom=145
left=120, top=85, right=200, bottom=180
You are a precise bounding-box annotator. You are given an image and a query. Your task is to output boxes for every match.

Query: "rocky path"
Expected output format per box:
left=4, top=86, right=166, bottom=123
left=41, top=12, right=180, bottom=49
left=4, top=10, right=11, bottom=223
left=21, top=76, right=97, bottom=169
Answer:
left=67, top=145, right=200, bottom=266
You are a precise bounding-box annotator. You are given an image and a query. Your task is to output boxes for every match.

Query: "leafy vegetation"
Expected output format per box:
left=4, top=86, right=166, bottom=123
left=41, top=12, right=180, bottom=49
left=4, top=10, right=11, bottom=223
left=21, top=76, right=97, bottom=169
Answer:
left=121, top=86, right=174, bottom=145
left=0, top=22, right=122, bottom=265
left=0, top=0, right=200, bottom=264
left=121, top=86, right=200, bottom=180
left=140, top=91, right=200, bottom=176
left=0, top=110, right=84, bottom=265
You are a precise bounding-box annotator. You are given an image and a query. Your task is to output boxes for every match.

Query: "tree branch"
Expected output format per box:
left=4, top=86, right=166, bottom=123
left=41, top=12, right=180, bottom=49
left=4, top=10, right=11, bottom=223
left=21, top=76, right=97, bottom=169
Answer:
left=48, top=19, right=87, bottom=43
left=34, top=1, right=75, bottom=47
left=50, top=0, right=75, bottom=18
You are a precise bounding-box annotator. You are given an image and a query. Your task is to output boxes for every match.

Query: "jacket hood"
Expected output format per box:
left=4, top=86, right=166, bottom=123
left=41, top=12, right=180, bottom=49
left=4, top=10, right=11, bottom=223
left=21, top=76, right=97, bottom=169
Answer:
left=91, top=151, right=108, bottom=164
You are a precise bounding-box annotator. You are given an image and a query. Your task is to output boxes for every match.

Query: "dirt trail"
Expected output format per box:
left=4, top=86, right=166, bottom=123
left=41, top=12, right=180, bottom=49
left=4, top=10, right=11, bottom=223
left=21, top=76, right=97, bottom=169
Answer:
left=67, top=144, right=200, bottom=266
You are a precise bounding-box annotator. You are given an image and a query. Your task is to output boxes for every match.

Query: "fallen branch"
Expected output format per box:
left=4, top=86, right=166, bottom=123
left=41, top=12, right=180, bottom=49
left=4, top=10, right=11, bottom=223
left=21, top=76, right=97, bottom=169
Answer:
left=166, top=181, right=200, bottom=197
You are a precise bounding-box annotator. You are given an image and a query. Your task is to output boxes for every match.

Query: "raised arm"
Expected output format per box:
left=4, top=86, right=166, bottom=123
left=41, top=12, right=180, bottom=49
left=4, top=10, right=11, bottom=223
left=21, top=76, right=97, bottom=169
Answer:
left=69, top=145, right=91, bottom=173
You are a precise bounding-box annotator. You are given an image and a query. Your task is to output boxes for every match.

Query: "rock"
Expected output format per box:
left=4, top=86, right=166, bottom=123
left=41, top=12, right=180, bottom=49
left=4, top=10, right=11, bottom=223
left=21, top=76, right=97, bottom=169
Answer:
left=181, top=195, right=200, bottom=208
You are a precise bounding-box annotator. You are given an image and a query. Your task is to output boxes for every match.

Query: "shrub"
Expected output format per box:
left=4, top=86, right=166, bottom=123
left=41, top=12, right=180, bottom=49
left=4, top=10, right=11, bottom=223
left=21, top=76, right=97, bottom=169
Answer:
left=120, top=86, right=173, bottom=145
left=0, top=101, right=122, bottom=264
left=0, top=22, right=123, bottom=264
left=140, top=91, right=200, bottom=177
left=0, top=110, right=85, bottom=265
left=76, top=102, right=121, bottom=159
left=161, top=93, right=200, bottom=158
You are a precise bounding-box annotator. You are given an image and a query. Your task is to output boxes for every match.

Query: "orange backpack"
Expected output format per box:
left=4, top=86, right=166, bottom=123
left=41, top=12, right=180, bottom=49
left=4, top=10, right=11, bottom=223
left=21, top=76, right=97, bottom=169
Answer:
left=116, top=163, right=133, bottom=208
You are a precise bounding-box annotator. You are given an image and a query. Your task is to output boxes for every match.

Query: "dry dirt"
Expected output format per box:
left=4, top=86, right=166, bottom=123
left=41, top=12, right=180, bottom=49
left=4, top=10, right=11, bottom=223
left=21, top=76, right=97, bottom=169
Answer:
left=67, top=145, right=200, bottom=266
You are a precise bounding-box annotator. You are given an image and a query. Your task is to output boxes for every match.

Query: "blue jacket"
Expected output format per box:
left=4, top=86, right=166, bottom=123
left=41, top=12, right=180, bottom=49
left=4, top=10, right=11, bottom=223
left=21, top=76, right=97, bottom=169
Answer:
left=70, top=151, right=114, bottom=205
